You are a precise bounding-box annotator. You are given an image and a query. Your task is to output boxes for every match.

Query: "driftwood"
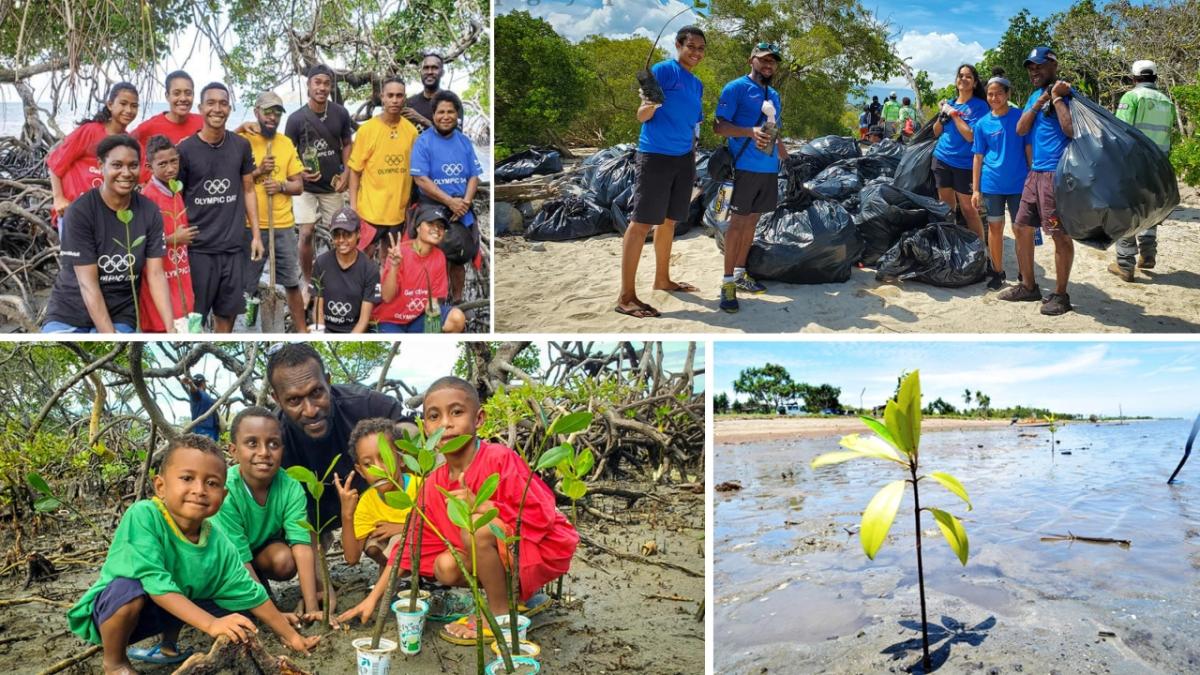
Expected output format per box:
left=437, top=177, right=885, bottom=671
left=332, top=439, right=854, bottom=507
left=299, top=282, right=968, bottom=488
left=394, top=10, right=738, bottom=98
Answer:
left=37, top=644, right=103, bottom=675
left=1040, top=532, right=1132, bottom=548
left=172, top=635, right=311, bottom=675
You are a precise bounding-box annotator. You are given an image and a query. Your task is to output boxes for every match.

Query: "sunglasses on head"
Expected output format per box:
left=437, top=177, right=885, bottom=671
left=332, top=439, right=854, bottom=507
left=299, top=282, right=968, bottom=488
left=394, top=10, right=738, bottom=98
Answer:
left=756, top=42, right=780, bottom=53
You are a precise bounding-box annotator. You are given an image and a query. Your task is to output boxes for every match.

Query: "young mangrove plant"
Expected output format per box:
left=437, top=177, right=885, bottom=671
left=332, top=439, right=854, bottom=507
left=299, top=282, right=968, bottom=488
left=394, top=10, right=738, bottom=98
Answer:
left=811, top=370, right=972, bottom=670
left=1045, top=413, right=1060, bottom=450
left=114, top=208, right=145, bottom=328
left=286, top=456, right=341, bottom=626
left=26, top=471, right=106, bottom=541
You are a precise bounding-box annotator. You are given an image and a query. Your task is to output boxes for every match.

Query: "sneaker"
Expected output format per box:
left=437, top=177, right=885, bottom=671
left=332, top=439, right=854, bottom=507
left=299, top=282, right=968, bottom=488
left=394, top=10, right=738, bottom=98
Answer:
left=986, top=269, right=1007, bottom=290
left=1107, top=262, right=1134, bottom=282
left=719, top=281, right=739, bottom=313
left=1137, top=255, right=1155, bottom=269
left=1040, top=292, right=1073, bottom=316
left=735, top=272, right=767, bottom=294
left=997, top=283, right=1042, bottom=302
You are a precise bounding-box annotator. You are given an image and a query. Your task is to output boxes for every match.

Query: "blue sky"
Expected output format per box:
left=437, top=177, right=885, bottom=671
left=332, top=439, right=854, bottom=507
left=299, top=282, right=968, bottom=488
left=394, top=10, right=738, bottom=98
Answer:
left=714, top=342, right=1200, bottom=418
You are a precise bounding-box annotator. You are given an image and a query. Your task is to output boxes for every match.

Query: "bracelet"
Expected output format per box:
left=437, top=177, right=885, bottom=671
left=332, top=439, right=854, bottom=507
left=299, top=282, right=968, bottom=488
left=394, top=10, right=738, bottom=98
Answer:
left=1052, top=96, right=1064, bottom=105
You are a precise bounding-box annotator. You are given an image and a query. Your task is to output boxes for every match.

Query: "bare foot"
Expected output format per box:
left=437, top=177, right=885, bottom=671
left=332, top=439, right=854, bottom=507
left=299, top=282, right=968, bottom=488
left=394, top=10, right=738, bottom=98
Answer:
left=104, top=661, right=140, bottom=675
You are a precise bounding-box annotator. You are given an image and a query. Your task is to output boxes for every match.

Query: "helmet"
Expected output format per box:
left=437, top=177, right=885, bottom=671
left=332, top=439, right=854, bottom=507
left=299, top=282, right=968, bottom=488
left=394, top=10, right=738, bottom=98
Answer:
left=1131, top=59, right=1157, bottom=77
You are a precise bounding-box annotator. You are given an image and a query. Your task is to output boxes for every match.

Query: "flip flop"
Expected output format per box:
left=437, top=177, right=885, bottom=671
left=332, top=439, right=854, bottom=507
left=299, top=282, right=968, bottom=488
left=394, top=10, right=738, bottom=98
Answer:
left=614, top=304, right=659, bottom=319
left=440, top=614, right=495, bottom=645
left=518, top=592, right=552, bottom=618
left=127, top=642, right=193, bottom=665
left=662, top=281, right=699, bottom=293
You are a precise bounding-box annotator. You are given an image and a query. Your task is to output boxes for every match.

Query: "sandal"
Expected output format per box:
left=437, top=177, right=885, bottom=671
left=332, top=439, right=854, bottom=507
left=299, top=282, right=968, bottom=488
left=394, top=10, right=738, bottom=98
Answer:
left=518, top=592, right=552, bottom=618
left=127, top=642, right=193, bottom=665
left=660, top=281, right=699, bottom=293
left=440, top=614, right=494, bottom=645
left=614, top=303, right=660, bottom=319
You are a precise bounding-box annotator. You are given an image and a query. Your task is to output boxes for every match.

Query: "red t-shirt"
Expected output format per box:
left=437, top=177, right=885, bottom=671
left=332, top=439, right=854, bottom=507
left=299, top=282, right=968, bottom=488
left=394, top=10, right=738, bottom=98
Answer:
left=399, top=441, right=578, bottom=602
left=130, top=113, right=204, bottom=183
left=45, top=122, right=107, bottom=215
left=372, top=243, right=449, bottom=325
left=138, top=179, right=194, bottom=332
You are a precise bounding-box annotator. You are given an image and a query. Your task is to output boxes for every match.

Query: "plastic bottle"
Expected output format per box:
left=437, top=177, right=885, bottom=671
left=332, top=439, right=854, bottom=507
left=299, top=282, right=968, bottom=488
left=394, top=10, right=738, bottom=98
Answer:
left=1034, top=226, right=1044, bottom=246
left=714, top=180, right=734, bottom=221
left=243, top=293, right=260, bottom=327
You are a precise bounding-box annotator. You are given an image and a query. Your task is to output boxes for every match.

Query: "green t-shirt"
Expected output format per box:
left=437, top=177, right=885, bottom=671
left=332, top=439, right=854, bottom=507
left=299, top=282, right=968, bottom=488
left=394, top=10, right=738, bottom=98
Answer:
left=67, top=498, right=268, bottom=645
left=214, top=465, right=310, bottom=563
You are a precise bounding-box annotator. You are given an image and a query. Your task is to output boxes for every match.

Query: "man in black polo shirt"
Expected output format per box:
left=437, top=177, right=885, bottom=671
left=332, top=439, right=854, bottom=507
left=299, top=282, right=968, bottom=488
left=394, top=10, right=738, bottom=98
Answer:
left=403, top=53, right=449, bottom=132
left=177, top=82, right=262, bottom=332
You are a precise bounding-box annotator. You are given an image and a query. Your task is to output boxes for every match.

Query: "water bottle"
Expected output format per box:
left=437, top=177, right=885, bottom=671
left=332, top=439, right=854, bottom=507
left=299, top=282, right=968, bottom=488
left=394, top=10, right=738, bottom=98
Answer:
left=243, top=292, right=260, bottom=326
left=1034, top=226, right=1044, bottom=246
left=714, top=180, right=734, bottom=221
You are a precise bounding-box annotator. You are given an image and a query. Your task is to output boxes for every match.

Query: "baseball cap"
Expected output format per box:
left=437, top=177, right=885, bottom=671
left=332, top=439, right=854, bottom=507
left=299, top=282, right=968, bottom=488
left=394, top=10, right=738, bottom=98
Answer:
left=254, top=91, right=286, bottom=112
left=191, top=373, right=206, bottom=383
left=307, top=64, right=336, bottom=82
left=1131, top=59, right=1157, bottom=77
left=330, top=207, right=361, bottom=232
left=1024, top=46, right=1058, bottom=66
left=414, top=204, right=450, bottom=228
left=750, top=42, right=782, bottom=62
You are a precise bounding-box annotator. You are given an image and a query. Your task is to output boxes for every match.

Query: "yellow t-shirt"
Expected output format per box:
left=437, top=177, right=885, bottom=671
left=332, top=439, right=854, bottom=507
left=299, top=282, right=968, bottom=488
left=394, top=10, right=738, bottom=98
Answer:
left=346, top=115, right=417, bottom=227
left=239, top=131, right=304, bottom=229
left=352, top=473, right=422, bottom=540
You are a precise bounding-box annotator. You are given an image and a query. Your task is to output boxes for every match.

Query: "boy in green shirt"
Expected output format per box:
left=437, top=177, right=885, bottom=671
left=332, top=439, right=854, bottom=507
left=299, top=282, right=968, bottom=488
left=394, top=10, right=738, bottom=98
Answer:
left=67, top=434, right=319, bottom=674
left=213, top=407, right=326, bottom=624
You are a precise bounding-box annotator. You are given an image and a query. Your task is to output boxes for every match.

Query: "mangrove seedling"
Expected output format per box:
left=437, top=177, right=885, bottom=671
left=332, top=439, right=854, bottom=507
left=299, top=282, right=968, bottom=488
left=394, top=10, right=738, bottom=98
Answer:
left=552, top=441, right=593, bottom=598
left=26, top=471, right=106, bottom=541
left=1045, top=414, right=1060, bottom=449
left=286, top=455, right=341, bottom=626
left=811, top=370, right=972, bottom=670
left=113, top=208, right=144, bottom=328
left=162, top=180, right=193, bottom=324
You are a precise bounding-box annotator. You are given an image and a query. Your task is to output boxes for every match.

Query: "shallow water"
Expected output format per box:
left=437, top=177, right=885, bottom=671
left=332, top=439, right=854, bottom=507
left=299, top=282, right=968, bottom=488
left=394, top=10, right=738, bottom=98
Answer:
left=714, top=419, right=1200, bottom=668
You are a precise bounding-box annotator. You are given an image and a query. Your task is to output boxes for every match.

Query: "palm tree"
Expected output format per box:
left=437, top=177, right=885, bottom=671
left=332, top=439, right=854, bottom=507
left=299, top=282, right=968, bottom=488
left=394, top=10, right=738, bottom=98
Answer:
left=962, top=389, right=972, bottom=411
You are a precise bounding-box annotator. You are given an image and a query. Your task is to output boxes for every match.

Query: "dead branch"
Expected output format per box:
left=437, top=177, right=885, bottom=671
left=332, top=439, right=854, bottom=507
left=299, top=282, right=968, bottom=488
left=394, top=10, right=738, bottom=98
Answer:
left=37, top=644, right=102, bottom=675
left=28, top=343, right=126, bottom=438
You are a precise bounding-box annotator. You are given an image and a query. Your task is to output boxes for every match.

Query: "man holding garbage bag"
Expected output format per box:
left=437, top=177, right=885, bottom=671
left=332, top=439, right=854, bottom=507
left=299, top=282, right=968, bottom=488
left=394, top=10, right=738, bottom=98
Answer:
left=999, top=46, right=1076, bottom=316
left=714, top=42, right=788, bottom=313
left=1109, top=59, right=1177, bottom=282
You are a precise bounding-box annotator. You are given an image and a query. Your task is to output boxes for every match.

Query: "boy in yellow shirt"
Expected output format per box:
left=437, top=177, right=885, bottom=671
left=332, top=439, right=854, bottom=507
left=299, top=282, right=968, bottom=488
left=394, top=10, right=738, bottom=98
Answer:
left=333, top=417, right=421, bottom=623
left=347, top=77, right=418, bottom=256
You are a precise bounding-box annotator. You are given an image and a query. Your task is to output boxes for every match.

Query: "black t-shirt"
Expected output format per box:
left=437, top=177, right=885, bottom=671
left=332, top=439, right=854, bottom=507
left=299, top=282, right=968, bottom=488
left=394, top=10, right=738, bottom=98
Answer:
left=405, top=91, right=436, bottom=132
left=284, top=103, right=355, bottom=194
left=45, top=189, right=165, bottom=328
left=176, top=131, right=255, bottom=254
left=310, top=250, right=382, bottom=333
left=278, top=383, right=413, bottom=525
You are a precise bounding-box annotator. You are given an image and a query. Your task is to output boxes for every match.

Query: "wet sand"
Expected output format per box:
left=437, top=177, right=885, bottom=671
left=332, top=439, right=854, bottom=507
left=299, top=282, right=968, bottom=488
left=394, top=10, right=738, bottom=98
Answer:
left=717, top=416, right=1017, bottom=443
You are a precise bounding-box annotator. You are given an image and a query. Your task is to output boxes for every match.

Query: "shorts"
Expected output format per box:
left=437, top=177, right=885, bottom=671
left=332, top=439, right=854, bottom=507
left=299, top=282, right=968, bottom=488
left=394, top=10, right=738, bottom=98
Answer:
left=1015, top=171, right=1060, bottom=232
left=437, top=220, right=479, bottom=266
left=629, top=151, right=695, bottom=225
left=244, top=227, right=302, bottom=294
left=358, top=220, right=404, bottom=251
left=293, top=192, right=346, bottom=229
left=190, top=250, right=249, bottom=319
left=730, top=169, right=778, bottom=216
left=364, top=531, right=406, bottom=562
left=42, top=321, right=134, bottom=334
left=932, top=157, right=973, bottom=195
left=982, top=193, right=1021, bottom=224
left=91, top=577, right=229, bottom=645
left=378, top=302, right=452, bottom=333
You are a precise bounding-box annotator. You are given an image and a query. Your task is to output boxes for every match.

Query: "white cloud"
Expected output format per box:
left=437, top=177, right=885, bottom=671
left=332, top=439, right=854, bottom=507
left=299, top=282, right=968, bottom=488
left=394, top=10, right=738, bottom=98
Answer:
left=511, top=0, right=699, bottom=43
left=886, top=30, right=986, bottom=90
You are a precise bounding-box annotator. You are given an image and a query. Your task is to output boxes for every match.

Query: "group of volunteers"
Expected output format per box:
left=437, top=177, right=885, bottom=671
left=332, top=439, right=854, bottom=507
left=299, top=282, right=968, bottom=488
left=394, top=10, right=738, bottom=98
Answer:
left=617, top=28, right=1178, bottom=320
left=42, top=55, right=480, bottom=333
left=67, top=345, right=578, bottom=674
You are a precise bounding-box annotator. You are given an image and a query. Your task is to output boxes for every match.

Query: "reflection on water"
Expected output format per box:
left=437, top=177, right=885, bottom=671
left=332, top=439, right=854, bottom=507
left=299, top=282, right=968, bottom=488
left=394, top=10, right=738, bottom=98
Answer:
left=715, top=420, right=1200, bottom=665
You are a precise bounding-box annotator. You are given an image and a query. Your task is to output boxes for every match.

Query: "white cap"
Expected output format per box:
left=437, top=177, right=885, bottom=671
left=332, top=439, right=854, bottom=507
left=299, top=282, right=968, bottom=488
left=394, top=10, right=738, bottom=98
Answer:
left=1131, top=59, right=1157, bottom=76
left=889, top=91, right=897, bottom=97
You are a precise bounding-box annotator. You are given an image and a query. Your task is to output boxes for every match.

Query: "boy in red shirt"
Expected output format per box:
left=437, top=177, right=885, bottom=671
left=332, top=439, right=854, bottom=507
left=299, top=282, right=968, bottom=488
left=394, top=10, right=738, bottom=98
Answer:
left=138, top=135, right=197, bottom=332
left=400, top=376, right=578, bottom=644
left=373, top=204, right=466, bottom=332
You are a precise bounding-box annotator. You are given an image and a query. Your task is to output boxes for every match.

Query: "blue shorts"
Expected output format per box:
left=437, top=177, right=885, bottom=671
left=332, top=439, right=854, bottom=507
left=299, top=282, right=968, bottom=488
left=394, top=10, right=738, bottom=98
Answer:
left=982, top=193, right=1021, bottom=224
left=91, top=577, right=231, bottom=645
left=42, top=321, right=134, bottom=334
left=378, top=302, right=452, bottom=333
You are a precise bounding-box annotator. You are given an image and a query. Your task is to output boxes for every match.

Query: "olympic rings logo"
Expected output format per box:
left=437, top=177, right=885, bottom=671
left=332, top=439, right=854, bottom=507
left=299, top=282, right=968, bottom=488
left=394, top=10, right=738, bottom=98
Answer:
left=384, top=155, right=403, bottom=167
left=203, top=178, right=231, bottom=194
left=312, top=138, right=329, bottom=151
left=167, top=247, right=188, bottom=266
left=406, top=298, right=425, bottom=312
left=98, top=253, right=135, bottom=274
left=441, top=163, right=464, bottom=177
left=326, top=301, right=352, bottom=317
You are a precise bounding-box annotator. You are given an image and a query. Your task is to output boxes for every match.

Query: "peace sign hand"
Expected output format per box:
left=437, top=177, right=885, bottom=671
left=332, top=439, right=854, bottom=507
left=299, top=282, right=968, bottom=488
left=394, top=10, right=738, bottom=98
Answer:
left=386, top=233, right=403, bottom=268
left=333, top=472, right=360, bottom=516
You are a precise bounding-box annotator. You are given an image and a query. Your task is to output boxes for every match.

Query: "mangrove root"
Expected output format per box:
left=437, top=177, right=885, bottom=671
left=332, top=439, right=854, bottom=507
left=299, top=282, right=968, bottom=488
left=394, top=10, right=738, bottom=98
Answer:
left=172, top=635, right=310, bottom=675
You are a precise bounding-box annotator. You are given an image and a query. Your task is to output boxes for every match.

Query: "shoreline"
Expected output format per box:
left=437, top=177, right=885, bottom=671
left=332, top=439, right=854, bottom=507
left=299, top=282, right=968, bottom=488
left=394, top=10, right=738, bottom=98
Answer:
left=714, top=415, right=1147, bottom=443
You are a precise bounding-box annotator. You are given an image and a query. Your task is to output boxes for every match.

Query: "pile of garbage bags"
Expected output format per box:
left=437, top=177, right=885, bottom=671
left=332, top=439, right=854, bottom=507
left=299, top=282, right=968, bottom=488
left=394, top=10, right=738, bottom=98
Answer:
left=495, top=147, right=563, bottom=183
left=875, top=222, right=987, bottom=287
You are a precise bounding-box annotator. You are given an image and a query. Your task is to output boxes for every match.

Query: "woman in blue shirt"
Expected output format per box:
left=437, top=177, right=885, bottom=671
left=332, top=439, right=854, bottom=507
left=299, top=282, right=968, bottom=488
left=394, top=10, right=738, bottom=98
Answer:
left=932, top=64, right=990, bottom=245
left=971, top=69, right=1031, bottom=290
left=616, top=25, right=706, bottom=319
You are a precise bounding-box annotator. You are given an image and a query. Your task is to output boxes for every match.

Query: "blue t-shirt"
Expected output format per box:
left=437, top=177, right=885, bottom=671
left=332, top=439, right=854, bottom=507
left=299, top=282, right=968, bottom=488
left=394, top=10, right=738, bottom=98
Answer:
left=190, top=389, right=219, bottom=440
left=411, top=127, right=483, bottom=226
left=1024, top=88, right=1074, bottom=172
left=638, top=59, right=703, bottom=156
left=715, top=75, right=783, bottom=174
left=971, top=108, right=1030, bottom=195
left=932, top=97, right=990, bottom=169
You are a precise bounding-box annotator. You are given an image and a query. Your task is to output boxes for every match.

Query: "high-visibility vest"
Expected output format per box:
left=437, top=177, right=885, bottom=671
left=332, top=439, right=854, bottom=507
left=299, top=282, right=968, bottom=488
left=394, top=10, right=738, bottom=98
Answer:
left=1116, top=84, right=1176, bottom=153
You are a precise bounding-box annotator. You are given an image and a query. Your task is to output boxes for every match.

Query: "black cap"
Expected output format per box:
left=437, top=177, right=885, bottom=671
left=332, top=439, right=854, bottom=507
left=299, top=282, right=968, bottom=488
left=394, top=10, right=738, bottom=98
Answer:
left=414, top=203, right=450, bottom=228
left=330, top=207, right=361, bottom=232
left=192, top=373, right=206, bottom=383
left=307, top=63, right=336, bottom=81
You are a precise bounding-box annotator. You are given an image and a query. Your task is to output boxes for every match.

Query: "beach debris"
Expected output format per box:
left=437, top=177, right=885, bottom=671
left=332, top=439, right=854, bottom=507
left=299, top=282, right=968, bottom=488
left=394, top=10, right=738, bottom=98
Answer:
left=1060, top=450, right=1072, bottom=455
left=1167, top=411, right=1200, bottom=484
left=1098, top=630, right=1117, bottom=638
left=641, top=539, right=658, bottom=556
left=1040, top=532, right=1131, bottom=548
left=715, top=480, right=743, bottom=492
left=172, top=635, right=310, bottom=674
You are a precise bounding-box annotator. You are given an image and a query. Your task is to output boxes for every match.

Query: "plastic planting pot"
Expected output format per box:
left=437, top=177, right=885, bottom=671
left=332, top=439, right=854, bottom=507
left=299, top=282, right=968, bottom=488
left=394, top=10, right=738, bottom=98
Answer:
left=353, top=637, right=397, bottom=675
left=495, top=613, right=531, bottom=644
left=484, top=656, right=541, bottom=675
left=491, top=638, right=542, bottom=660
left=186, top=312, right=203, bottom=333
left=391, top=598, right=429, bottom=655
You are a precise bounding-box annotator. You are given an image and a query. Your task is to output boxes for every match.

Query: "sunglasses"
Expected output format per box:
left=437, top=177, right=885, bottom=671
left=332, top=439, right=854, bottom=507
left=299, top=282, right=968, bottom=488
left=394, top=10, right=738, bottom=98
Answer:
left=756, top=42, right=780, bottom=54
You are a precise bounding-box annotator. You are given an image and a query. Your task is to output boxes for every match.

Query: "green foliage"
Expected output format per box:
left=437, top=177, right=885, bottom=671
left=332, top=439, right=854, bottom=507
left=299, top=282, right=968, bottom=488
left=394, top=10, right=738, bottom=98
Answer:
left=567, top=36, right=662, bottom=145
left=732, top=363, right=795, bottom=413
left=713, top=393, right=730, bottom=414
left=1169, top=83, right=1200, bottom=187
left=978, top=9, right=1055, bottom=104
left=453, top=343, right=542, bottom=381
left=914, top=70, right=939, bottom=112
left=25, top=471, right=106, bottom=540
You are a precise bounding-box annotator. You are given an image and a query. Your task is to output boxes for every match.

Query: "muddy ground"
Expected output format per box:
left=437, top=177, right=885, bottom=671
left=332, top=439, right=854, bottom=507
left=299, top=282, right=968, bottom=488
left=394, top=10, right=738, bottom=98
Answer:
left=0, top=484, right=703, bottom=674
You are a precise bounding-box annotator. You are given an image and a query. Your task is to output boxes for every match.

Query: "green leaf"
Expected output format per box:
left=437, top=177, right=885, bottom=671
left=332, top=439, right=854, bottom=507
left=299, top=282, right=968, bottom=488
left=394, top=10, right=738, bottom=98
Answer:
left=861, top=480, right=906, bottom=560
left=168, top=178, right=183, bottom=194
left=883, top=400, right=911, bottom=455
left=929, top=508, right=970, bottom=565
left=811, top=450, right=870, bottom=468
left=446, top=497, right=470, bottom=530
left=927, top=471, right=972, bottom=511
left=297, top=519, right=317, bottom=534
left=440, top=434, right=473, bottom=455
left=536, top=443, right=572, bottom=471
left=130, top=235, right=146, bottom=248
left=34, top=496, right=62, bottom=512
left=899, top=371, right=922, bottom=452
left=402, top=454, right=421, bottom=475
left=549, top=411, right=593, bottom=436
left=473, top=507, right=498, bottom=531
left=26, top=472, right=52, bottom=497
left=859, top=416, right=901, bottom=451
left=383, top=489, right=413, bottom=510
left=418, top=448, right=435, bottom=475
left=285, top=466, right=318, bottom=493
left=378, top=432, right=396, bottom=478
left=489, top=523, right=509, bottom=543
left=475, top=473, right=500, bottom=510
left=319, top=516, right=338, bottom=532
left=838, top=434, right=905, bottom=464
left=562, top=476, right=587, bottom=501
left=396, top=438, right=420, bottom=455
left=424, top=427, right=446, bottom=452
left=576, top=447, right=595, bottom=477
left=117, top=209, right=133, bottom=225
left=365, top=465, right=390, bottom=481
left=321, top=456, right=340, bottom=482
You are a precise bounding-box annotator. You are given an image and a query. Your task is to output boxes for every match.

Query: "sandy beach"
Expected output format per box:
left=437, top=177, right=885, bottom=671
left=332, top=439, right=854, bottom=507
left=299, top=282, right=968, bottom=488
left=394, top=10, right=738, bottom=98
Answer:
left=716, top=415, right=1019, bottom=443
left=495, top=186, right=1200, bottom=333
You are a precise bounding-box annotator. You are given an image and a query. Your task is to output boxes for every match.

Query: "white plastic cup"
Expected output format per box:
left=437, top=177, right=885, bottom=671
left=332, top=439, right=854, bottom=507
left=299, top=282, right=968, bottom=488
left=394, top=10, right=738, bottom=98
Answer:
left=485, top=656, right=541, bottom=675
left=392, top=598, right=429, bottom=655
left=353, top=637, right=397, bottom=675
left=491, top=638, right=541, bottom=660
left=186, top=312, right=203, bottom=333
left=495, top=613, right=531, bottom=644
left=172, top=316, right=189, bottom=334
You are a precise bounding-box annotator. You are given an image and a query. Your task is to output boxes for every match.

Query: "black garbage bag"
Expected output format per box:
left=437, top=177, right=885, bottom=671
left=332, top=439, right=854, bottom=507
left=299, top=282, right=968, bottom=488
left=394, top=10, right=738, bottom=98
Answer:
left=1055, top=94, right=1181, bottom=248
left=495, top=147, right=563, bottom=183
left=893, top=123, right=938, bottom=197
left=875, top=222, right=987, bottom=287
left=804, top=163, right=861, bottom=201
left=578, top=144, right=634, bottom=186
left=796, top=135, right=861, bottom=172
left=610, top=182, right=694, bottom=240
left=854, top=183, right=952, bottom=265
left=587, top=147, right=639, bottom=208
left=781, top=153, right=824, bottom=185
left=713, top=192, right=862, bottom=284
left=524, top=196, right=614, bottom=241
left=865, top=138, right=905, bottom=160
left=831, top=154, right=900, bottom=183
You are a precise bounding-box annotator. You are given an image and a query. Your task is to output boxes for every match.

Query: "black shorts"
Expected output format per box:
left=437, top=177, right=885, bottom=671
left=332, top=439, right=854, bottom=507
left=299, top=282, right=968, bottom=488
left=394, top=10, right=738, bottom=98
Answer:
left=438, top=220, right=480, bottom=266
left=630, top=151, right=695, bottom=225
left=190, top=250, right=248, bottom=319
left=932, top=156, right=973, bottom=195
left=730, top=170, right=778, bottom=216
